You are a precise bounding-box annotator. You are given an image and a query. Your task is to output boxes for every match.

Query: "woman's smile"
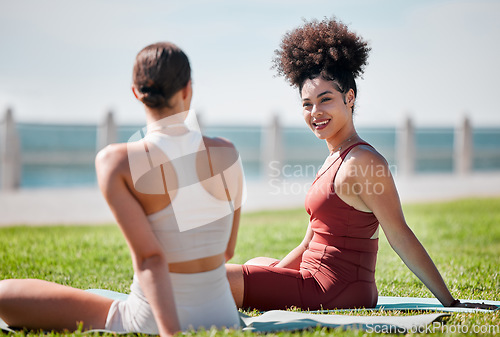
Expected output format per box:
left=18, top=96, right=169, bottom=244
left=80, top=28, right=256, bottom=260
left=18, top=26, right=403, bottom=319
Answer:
left=312, top=118, right=331, bottom=130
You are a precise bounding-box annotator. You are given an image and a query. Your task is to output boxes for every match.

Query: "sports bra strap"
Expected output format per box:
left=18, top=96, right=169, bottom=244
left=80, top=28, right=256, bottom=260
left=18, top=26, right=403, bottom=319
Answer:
left=339, top=142, right=372, bottom=158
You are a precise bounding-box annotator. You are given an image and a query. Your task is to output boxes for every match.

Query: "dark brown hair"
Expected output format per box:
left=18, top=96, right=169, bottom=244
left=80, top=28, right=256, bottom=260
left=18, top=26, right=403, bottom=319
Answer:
left=273, top=17, right=370, bottom=102
left=133, top=42, right=191, bottom=109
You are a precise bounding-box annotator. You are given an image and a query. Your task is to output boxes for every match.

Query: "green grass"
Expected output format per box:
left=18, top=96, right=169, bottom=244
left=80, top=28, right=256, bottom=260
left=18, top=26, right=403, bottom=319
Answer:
left=1, top=197, right=499, bottom=336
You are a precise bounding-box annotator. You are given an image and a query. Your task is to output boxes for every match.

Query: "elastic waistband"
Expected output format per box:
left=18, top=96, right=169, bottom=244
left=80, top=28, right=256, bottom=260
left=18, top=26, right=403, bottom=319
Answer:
left=311, top=234, right=379, bottom=253
left=130, top=264, right=230, bottom=305
left=170, top=264, right=230, bottom=304
left=131, top=263, right=226, bottom=293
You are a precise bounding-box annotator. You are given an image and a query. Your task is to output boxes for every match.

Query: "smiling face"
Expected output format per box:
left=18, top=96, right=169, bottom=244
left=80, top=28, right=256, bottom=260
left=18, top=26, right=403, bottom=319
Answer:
left=301, top=76, right=356, bottom=150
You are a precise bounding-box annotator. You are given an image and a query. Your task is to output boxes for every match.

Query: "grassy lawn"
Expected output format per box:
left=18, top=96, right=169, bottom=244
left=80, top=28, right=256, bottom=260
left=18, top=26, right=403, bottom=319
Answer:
left=0, top=197, right=499, bottom=336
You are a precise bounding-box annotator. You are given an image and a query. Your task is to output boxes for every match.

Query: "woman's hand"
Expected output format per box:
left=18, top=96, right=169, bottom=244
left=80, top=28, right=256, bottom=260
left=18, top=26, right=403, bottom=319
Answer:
left=450, top=300, right=498, bottom=310
left=274, top=223, right=314, bottom=270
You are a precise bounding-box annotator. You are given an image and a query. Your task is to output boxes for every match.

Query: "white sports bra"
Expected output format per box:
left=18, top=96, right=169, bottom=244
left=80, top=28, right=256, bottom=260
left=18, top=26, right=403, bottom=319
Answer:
left=141, top=128, right=237, bottom=263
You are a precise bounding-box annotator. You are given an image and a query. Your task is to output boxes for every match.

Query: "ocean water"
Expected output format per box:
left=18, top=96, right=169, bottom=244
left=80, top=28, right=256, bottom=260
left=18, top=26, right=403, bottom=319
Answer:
left=4, top=123, right=500, bottom=188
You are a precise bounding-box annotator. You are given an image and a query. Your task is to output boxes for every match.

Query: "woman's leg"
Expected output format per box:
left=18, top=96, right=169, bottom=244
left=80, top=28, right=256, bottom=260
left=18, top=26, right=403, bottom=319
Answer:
left=0, top=279, right=113, bottom=331
left=226, top=258, right=279, bottom=308
left=231, top=263, right=314, bottom=311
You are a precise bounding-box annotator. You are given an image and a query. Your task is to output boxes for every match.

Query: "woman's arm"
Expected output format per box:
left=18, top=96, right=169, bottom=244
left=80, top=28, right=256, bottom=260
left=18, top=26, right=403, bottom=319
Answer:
left=224, top=150, right=243, bottom=262
left=204, top=138, right=244, bottom=262
left=344, top=148, right=456, bottom=306
left=96, top=145, right=180, bottom=337
left=274, top=223, right=314, bottom=270
left=225, top=208, right=241, bottom=262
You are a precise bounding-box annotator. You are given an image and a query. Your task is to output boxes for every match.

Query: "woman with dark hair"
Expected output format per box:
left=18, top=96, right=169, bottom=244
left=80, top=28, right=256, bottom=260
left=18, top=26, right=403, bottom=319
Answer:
left=0, top=42, right=244, bottom=336
left=226, top=17, right=496, bottom=312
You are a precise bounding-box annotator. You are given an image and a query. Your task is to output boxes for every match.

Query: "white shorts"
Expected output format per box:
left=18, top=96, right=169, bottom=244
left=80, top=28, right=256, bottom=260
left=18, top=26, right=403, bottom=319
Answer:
left=105, top=264, right=240, bottom=333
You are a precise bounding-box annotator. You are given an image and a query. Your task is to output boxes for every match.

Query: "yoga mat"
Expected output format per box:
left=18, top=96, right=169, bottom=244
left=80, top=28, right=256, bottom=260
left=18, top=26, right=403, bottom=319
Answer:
left=0, top=309, right=448, bottom=334
left=239, top=310, right=448, bottom=333
left=1, top=289, right=497, bottom=334
left=374, top=296, right=499, bottom=313
left=0, top=318, right=10, bottom=333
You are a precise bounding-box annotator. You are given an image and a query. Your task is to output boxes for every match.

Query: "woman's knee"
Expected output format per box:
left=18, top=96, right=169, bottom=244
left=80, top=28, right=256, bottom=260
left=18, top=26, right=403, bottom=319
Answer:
left=0, top=279, right=16, bottom=301
left=225, top=264, right=243, bottom=285
left=0, top=279, right=19, bottom=314
left=244, top=257, right=279, bottom=266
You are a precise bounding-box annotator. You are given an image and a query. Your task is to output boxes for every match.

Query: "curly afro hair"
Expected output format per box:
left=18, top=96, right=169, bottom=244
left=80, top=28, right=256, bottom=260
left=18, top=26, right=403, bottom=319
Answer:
left=273, top=17, right=370, bottom=98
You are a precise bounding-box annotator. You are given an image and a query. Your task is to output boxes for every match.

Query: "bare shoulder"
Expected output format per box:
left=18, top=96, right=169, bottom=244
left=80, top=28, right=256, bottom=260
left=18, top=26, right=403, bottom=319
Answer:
left=340, top=144, right=392, bottom=180
left=202, top=135, right=237, bottom=151
left=202, top=136, right=239, bottom=168
left=335, top=143, right=398, bottom=212
left=201, top=136, right=240, bottom=176
left=95, top=142, right=130, bottom=177
left=346, top=144, right=389, bottom=168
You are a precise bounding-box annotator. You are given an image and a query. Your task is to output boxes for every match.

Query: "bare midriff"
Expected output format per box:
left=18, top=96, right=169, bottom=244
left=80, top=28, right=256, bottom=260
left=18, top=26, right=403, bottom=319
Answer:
left=168, top=253, right=224, bottom=274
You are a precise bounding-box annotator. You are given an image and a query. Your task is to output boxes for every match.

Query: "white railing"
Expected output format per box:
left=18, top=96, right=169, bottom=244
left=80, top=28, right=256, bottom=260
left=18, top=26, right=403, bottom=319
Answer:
left=396, top=116, right=473, bottom=176
left=0, top=108, right=21, bottom=190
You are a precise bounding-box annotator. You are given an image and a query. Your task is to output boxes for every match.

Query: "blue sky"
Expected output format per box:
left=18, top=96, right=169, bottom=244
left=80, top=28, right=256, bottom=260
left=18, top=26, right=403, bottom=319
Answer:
left=1, top=0, right=499, bottom=127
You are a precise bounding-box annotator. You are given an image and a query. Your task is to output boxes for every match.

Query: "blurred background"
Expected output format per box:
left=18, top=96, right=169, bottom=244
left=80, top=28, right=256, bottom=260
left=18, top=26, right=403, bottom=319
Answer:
left=1, top=0, right=499, bottom=224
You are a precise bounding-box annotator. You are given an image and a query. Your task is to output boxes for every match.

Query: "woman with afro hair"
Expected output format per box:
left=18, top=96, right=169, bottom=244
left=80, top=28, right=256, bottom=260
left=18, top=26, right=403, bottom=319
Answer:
left=226, top=17, right=496, bottom=311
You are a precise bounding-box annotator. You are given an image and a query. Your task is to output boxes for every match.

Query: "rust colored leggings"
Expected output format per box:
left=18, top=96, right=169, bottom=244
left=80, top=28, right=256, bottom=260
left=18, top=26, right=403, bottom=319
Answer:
left=242, top=241, right=378, bottom=311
